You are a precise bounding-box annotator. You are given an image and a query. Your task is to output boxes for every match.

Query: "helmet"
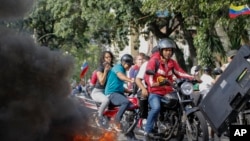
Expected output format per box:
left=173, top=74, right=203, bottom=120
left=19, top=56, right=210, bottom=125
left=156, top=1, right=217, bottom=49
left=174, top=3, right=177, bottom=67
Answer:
left=158, top=38, right=176, bottom=49
left=121, top=54, right=134, bottom=66
left=190, top=65, right=201, bottom=75
left=203, top=66, right=211, bottom=72
left=212, top=68, right=223, bottom=75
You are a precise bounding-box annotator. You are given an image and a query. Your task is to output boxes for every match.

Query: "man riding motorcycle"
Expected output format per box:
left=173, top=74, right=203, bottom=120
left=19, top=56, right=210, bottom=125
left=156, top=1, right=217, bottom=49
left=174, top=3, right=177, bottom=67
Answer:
left=104, top=54, right=134, bottom=132
left=143, top=38, right=200, bottom=140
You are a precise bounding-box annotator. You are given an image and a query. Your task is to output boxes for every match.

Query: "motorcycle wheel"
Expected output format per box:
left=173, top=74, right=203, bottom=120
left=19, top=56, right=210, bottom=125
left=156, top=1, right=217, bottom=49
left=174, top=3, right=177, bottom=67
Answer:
left=186, top=111, right=209, bottom=141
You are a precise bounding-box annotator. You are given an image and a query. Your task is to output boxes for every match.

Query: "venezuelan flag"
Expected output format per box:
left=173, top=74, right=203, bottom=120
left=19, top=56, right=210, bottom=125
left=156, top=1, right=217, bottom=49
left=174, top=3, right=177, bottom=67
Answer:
left=80, top=62, right=89, bottom=78
left=229, top=4, right=250, bottom=18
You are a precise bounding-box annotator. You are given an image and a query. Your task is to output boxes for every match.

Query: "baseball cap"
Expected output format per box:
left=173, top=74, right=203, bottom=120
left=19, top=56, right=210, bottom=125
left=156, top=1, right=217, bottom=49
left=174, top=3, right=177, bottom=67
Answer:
left=226, top=50, right=237, bottom=58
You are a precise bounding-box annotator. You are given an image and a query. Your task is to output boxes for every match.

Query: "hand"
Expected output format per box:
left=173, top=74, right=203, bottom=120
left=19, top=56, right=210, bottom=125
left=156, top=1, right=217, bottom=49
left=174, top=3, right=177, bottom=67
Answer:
left=141, top=88, right=148, bottom=98
left=194, top=71, right=199, bottom=76
left=159, top=79, right=170, bottom=86
left=157, top=76, right=170, bottom=86
left=104, top=62, right=111, bottom=71
left=157, top=76, right=165, bottom=82
left=193, top=78, right=202, bottom=83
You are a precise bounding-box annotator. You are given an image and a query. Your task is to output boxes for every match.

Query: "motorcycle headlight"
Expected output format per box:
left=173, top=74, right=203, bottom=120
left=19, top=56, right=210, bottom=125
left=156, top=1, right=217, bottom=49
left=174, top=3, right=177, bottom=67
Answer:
left=180, top=82, right=193, bottom=95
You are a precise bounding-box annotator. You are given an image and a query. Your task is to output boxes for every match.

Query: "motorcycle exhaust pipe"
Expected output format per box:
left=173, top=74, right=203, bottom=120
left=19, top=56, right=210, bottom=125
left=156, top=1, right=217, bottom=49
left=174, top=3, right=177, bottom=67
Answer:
left=124, top=119, right=139, bottom=135
left=133, top=129, right=163, bottom=140
left=133, top=128, right=145, bottom=135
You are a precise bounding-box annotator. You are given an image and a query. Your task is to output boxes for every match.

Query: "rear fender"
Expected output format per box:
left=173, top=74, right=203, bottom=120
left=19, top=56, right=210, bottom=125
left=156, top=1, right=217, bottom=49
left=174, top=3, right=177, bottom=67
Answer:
left=185, top=107, right=200, bottom=116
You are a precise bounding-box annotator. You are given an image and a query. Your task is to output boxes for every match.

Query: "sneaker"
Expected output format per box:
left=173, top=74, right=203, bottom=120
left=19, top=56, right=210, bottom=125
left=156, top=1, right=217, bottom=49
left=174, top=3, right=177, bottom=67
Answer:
left=112, top=121, right=122, bottom=132
left=95, top=116, right=102, bottom=127
left=106, top=126, right=112, bottom=131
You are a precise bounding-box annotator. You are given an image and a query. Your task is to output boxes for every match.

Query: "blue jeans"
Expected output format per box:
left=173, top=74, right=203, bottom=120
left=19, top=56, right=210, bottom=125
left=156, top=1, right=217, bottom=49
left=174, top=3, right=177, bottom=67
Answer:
left=109, top=93, right=131, bottom=123
left=145, top=93, right=162, bottom=133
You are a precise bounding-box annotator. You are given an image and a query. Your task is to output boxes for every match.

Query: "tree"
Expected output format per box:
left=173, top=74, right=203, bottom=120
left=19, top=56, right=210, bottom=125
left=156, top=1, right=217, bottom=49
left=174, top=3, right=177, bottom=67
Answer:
left=19, top=0, right=250, bottom=76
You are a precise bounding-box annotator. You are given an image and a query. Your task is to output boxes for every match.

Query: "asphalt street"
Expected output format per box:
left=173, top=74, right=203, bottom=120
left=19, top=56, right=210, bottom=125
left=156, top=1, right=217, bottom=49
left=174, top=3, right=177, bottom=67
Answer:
left=81, top=97, right=230, bottom=141
left=117, top=132, right=229, bottom=141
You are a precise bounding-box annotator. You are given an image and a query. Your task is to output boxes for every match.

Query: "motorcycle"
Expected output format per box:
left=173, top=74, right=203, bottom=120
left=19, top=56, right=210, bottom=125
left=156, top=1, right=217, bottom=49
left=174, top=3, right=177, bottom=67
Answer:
left=232, top=102, right=250, bottom=126
left=133, top=78, right=209, bottom=141
left=74, top=91, right=140, bottom=136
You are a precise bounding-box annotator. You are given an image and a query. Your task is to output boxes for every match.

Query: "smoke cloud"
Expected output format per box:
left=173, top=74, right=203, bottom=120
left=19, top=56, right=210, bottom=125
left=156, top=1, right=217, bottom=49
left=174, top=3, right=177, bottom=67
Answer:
left=0, top=0, right=34, bottom=20
left=0, top=1, right=91, bottom=141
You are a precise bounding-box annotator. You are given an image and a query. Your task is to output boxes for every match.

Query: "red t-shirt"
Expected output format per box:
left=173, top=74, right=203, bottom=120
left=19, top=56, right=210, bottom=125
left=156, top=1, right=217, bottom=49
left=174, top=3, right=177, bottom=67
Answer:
left=90, top=70, right=97, bottom=86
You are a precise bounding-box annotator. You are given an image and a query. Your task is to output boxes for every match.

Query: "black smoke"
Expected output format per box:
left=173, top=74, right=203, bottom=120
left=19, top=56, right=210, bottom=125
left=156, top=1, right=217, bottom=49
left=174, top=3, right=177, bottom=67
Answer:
left=0, top=0, right=34, bottom=20
left=0, top=1, right=91, bottom=141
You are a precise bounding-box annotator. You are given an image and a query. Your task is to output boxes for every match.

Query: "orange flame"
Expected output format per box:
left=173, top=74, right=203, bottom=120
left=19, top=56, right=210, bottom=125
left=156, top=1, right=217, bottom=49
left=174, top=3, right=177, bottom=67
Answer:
left=73, top=134, right=91, bottom=141
left=73, top=130, right=117, bottom=141
left=99, top=131, right=116, bottom=141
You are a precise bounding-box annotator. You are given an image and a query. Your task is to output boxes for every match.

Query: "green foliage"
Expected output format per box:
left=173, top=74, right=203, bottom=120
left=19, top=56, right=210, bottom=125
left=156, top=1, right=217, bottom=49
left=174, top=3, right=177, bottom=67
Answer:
left=69, top=43, right=102, bottom=81
left=9, top=0, right=250, bottom=78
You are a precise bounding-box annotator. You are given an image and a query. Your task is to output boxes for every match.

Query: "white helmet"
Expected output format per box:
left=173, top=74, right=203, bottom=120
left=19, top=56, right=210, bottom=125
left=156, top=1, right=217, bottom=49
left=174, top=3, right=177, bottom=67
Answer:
left=158, top=38, right=176, bottom=49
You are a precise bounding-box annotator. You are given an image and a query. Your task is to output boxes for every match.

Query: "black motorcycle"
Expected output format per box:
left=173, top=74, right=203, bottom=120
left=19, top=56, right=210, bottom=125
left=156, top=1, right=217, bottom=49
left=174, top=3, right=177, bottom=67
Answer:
left=232, top=102, right=250, bottom=125
left=133, top=78, right=209, bottom=141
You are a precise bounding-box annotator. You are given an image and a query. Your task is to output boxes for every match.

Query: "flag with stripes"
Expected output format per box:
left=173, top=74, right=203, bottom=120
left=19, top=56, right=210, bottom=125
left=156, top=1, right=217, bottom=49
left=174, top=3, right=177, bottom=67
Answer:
left=80, top=62, right=89, bottom=78
left=229, top=4, right=250, bottom=19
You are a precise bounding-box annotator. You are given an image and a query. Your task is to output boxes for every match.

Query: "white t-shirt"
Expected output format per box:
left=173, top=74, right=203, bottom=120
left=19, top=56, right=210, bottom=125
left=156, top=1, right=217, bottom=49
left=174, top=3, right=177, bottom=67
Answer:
left=199, top=73, right=214, bottom=94
left=136, top=61, right=148, bottom=88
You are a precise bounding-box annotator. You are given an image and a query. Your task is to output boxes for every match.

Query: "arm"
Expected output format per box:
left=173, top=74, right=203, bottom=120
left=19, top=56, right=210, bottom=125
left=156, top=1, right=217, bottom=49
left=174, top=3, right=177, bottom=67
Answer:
left=117, top=71, right=133, bottom=94
left=97, top=64, right=111, bottom=85
left=173, top=61, right=202, bottom=83
left=135, top=77, right=148, bottom=97
left=146, top=58, right=169, bottom=87
left=135, top=62, right=148, bottom=97
left=117, top=72, right=133, bottom=83
left=149, top=75, right=165, bottom=87
left=145, top=59, right=157, bottom=75
left=172, top=60, right=194, bottom=80
left=128, top=67, right=136, bottom=89
left=124, top=87, right=133, bottom=94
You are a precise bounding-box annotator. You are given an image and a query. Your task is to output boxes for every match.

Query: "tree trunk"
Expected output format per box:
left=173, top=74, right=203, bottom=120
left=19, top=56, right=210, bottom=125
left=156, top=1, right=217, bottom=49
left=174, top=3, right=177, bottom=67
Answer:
left=214, top=21, right=231, bottom=52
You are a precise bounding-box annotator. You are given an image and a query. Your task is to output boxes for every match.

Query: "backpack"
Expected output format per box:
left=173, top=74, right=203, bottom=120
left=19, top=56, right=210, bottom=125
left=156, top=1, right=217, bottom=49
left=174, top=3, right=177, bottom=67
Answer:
left=145, top=59, right=160, bottom=75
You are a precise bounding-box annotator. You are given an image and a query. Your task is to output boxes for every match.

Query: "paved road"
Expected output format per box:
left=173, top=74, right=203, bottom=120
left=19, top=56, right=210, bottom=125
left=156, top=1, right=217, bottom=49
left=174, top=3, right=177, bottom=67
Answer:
left=80, top=99, right=230, bottom=141
left=117, top=132, right=229, bottom=141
